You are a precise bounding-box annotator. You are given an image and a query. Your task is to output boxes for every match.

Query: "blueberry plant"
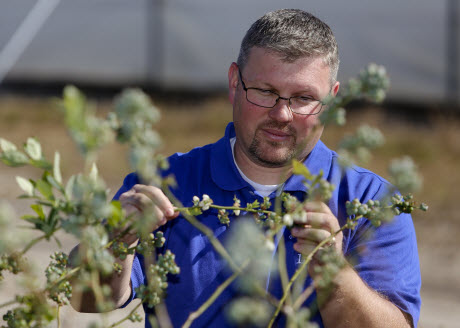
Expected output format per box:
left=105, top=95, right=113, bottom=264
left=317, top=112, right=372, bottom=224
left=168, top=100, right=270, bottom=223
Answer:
left=0, top=64, right=427, bottom=328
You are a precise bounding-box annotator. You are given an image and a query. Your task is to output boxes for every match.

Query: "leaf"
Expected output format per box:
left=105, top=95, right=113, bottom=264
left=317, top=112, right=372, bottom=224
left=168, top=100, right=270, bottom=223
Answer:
left=107, top=201, right=123, bottom=227
left=188, top=207, right=202, bottom=216
left=89, top=162, right=98, bottom=183
left=30, top=159, right=52, bottom=170
left=35, top=179, right=54, bottom=200
left=292, top=159, right=313, bottom=180
left=16, top=176, right=34, bottom=196
left=31, top=204, right=45, bottom=220
left=46, top=174, right=63, bottom=193
left=65, top=175, right=76, bottom=199
left=21, top=215, right=44, bottom=229
left=0, top=138, right=17, bottom=152
left=1, top=150, right=29, bottom=167
left=53, top=151, right=62, bottom=184
left=24, top=137, right=42, bottom=161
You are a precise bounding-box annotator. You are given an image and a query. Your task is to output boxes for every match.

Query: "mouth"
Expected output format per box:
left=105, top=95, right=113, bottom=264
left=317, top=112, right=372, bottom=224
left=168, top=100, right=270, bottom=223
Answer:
left=260, top=128, right=293, bottom=142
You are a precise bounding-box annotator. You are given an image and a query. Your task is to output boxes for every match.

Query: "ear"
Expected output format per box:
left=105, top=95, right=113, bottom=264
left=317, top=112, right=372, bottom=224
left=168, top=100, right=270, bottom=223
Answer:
left=332, top=81, right=340, bottom=96
left=228, top=62, right=239, bottom=105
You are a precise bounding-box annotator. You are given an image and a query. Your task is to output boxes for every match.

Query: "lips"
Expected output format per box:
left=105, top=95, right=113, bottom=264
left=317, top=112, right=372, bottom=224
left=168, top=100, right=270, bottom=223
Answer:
left=261, top=128, right=292, bottom=142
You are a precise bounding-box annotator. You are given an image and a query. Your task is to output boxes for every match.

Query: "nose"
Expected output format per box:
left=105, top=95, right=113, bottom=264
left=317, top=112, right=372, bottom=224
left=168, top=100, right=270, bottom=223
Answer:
left=268, top=97, right=293, bottom=123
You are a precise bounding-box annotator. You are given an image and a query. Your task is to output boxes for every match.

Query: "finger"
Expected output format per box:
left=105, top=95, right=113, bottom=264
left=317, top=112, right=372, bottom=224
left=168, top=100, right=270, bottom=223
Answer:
left=304, top=201, right=332, bottom=215
left=305, top=212, right=335, bottom=231
left=293, top=240, right=317, bottom=256
left=291, top=227, right=331, bottom=243
left=120, top=192, right=154, bottom=212
left=132, top=184, right=177, bottom=218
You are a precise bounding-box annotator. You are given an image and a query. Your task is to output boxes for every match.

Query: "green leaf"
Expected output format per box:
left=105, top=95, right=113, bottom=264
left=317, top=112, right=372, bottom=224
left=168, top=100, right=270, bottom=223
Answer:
left=16, top=176, right=34, bottom=196
left=1, top=150, right=29, bottom=167
left=30, top=158, right=52, bottom=170
left=24, top=137, right=42, bottom=161
left=65, top=175, right=76, bottom=199
left=35, top=179, right=54, bottom=200
left=21, top=215, right=44, bottom=229
left=292, top=159, right=313, bottom=180
left=46, top=174, right=63, bottom=193
left=0, top=138, right=17, bottom=152
left=31, top=204, right=45, bottom=220
left=53, top=151, right=62, bottom=184
left=89, top=162, right=99, bottom=183
left=188, top=207, right=202, bottom=216
left=107, top=201, right=123, bottom=227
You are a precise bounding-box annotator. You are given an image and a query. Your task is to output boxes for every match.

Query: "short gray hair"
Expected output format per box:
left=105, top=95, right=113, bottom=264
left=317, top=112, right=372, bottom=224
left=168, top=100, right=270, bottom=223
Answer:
left=237, top=9, right=339, bottom=84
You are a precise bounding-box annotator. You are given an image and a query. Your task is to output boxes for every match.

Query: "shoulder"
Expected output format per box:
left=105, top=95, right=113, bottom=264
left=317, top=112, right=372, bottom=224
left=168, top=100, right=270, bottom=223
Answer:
left=326, top=148, right=393, bottom=203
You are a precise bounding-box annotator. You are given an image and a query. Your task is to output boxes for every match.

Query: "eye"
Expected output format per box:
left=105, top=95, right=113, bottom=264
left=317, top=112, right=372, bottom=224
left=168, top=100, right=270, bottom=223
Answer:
left=296, top=96, right=315, bottom=104
left=254, top=88, right=275, bottom=97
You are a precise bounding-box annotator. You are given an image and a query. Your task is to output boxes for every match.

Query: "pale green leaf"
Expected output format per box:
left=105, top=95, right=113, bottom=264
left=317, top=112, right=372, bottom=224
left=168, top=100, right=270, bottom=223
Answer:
left=53, top=152, right=62, bottom=184
left=16, top=176, right=34, bottom=196
left=89, top=162, right=98, bottom=183
left=0, top=138, right=17, bottom=152
left=25, top=138, right=42, bottom=161
left=65, top=175, right=76, bottom=199
left=292, top=160, right=313, bottom=180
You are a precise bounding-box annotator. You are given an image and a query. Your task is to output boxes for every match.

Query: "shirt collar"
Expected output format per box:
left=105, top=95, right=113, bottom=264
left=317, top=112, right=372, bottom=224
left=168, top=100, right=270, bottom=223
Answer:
left=211, top=122, right=333, bottom=193
left=211, top=122, right=248, bottom=191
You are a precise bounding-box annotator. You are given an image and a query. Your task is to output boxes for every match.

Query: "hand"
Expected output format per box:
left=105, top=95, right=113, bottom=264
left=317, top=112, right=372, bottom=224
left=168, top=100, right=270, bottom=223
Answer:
left=290, top=201, right=343, bottom=274
left=117, top=184, right=179, bottom=244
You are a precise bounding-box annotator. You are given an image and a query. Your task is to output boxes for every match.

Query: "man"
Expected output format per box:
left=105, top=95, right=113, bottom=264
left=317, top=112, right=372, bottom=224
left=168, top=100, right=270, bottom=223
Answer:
left=72, top=9, right=421, bottom=327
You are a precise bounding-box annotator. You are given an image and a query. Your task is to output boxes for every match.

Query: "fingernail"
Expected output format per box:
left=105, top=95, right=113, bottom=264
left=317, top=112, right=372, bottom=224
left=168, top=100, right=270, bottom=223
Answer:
left=166, top=208, right=174, bottom=217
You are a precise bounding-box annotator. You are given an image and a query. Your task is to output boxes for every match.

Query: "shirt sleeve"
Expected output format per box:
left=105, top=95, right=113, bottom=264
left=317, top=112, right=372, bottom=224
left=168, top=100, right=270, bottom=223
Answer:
left=346, top=188, right=421, bottom=326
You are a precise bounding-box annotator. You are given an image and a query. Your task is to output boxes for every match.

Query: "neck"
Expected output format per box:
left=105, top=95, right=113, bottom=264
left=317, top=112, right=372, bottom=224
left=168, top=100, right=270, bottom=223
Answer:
left=233, top=143, right=293, bottom=185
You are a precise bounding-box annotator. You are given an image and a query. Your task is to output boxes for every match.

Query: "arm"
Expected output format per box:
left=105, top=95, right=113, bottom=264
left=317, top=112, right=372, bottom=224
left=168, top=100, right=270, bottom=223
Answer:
left=69, top=184, right=179, bottom=313
left=291, top=201, right=413, bottom=328
left=317, top=264, right=412, bottom=328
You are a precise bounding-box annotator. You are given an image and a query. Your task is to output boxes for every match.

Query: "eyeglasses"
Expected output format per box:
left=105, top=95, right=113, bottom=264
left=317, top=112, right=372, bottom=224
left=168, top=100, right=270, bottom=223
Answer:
left=238, top=68, right=326, bottom=115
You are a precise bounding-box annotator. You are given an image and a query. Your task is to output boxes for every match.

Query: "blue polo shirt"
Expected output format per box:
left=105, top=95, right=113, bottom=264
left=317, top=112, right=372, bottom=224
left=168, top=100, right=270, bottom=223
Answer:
left=114, top=122, right=421, bottom=327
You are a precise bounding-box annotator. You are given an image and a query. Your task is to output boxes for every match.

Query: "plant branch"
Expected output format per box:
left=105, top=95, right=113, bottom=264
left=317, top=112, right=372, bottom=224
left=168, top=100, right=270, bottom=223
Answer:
left=163, top=189, right=240, bottom=272
left=20, top=234, right=47, bottom=255
left=107, top=302, right=142, bottom=328
left=182, top=259, right=250, bottom=328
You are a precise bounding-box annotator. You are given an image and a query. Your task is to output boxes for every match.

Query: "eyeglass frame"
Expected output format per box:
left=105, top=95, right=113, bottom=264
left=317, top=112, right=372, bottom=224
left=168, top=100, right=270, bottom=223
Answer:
left=237, top=67, right=329, bottom=116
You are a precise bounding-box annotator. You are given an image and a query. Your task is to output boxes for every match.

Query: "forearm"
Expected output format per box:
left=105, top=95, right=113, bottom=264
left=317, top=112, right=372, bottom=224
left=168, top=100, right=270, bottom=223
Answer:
left=68, top=243, right=135, bottom=313
left=317, top=264, right=412, bottom=328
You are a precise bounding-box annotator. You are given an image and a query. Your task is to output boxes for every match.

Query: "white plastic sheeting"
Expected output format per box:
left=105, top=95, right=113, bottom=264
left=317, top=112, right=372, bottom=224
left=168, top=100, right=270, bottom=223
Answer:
left=0, top=0, right=457, bottom=102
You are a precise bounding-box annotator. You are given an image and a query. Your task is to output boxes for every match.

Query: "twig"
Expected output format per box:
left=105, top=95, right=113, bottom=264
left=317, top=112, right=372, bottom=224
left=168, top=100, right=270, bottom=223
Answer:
left=182, top=260, right=250, bottom=328
left=107, top=302, right=142, bottom=328
left=20, top=234, right=47, bottom=255
left=163, top=189, right=240, bottom=272
left=57, top=305, right=61, bottom=328
left=0, top=299, right=18, bottom=310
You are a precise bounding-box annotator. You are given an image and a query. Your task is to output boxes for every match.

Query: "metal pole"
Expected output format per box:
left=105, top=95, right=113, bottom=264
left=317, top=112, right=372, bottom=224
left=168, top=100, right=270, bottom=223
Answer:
left=446, top=0, right=459, bottom=105
left=0, top=0, right=61, bottom=84
left=146, top=0, right=165, bottom=88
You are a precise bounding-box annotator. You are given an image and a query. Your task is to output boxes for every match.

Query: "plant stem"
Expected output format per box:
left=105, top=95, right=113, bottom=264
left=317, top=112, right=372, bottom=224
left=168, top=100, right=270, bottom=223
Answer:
left=164, top=189, right=240, bottom=272
left=0, top=299, right=18, bottom=309
left=292, top=285, right=314, bottom=310
left=277, top=231, right=290, bottom=306
left=57, top=305, right=61, bottom=328
left=182, top=212, right=239, bottom=272
left=20, top=234, right=47, bottom=255
left=182, top=259, right=250, bottom=328
left=107, top=302, right=142, bottom=328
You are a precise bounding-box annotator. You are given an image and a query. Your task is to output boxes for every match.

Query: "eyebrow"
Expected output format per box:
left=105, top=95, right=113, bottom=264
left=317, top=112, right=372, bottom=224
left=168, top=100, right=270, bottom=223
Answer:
left=253, top=80, right=320, bottom=97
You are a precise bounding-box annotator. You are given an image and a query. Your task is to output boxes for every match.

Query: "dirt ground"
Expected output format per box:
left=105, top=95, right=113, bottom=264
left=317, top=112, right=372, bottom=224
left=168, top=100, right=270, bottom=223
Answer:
left=0, top=94, right=459, bottom=327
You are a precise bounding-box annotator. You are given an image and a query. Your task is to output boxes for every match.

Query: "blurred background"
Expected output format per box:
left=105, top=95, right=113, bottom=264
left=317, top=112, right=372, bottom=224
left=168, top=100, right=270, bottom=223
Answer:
left=0, top=1, right=459, bottom=327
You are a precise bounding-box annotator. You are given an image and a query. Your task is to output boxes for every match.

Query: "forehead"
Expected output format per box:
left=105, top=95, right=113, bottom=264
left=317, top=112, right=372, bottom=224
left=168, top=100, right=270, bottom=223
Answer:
left=243, top=47, right=332, bottom=93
